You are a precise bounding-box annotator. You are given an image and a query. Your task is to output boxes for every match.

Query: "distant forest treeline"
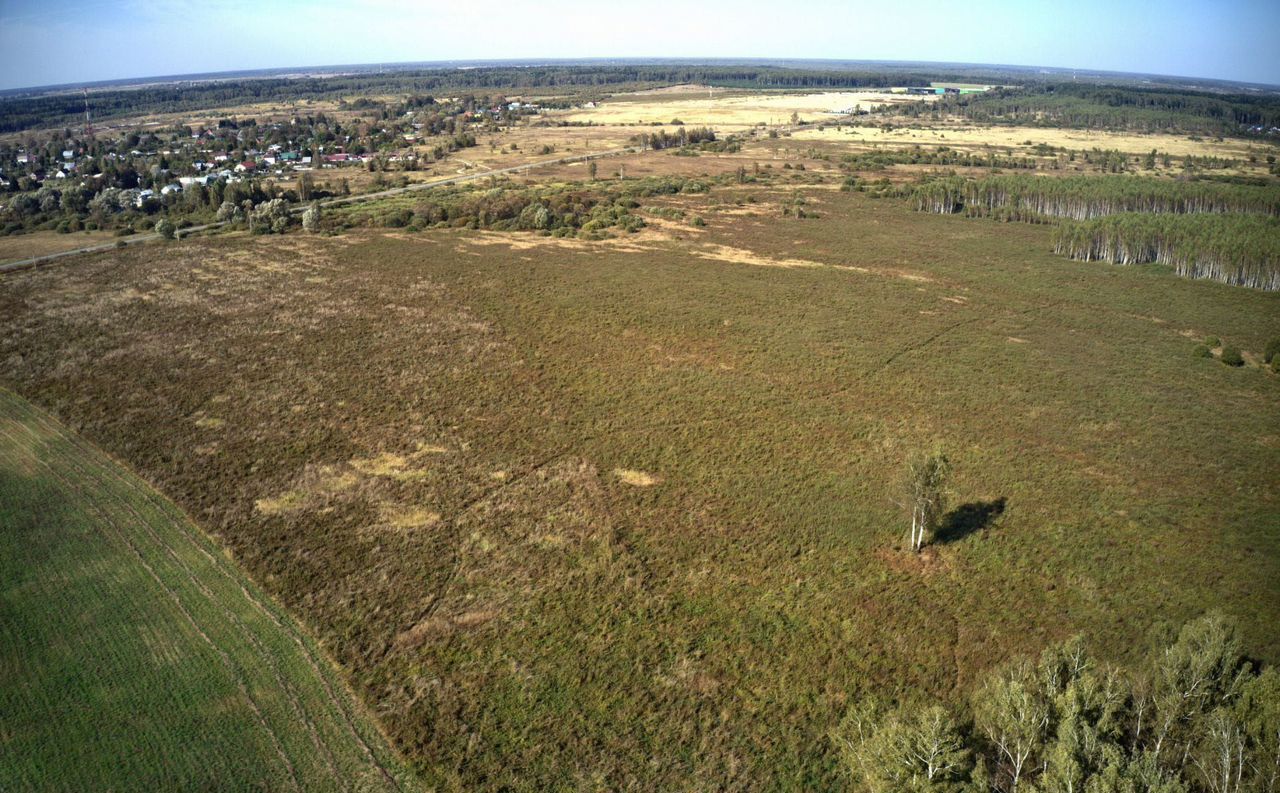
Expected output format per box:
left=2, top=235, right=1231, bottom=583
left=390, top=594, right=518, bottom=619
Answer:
left=0, top=66, right=932, bottom=134
left=904, top=83, right=1280, bottom=135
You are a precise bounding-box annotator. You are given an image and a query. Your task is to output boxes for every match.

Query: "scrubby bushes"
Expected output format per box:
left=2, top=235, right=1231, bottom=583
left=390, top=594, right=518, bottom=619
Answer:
left=1264, top=337, right=1280, bottom=364
left=301, top=203, right=322, bottom=233
left=1219, top=346, right=1245, bottom=366
left=249, top=198, right=291, bottom=234
left=833, top=613, right=1280, bottom=793
left=340, top=176, right=726, bottom=238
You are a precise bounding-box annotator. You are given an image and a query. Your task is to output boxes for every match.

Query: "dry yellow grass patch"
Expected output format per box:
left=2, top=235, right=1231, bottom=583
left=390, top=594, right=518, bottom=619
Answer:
left=351, top=452, right=409, bottom=477
left=254, top=490, right=307, bottom=515
left=686, top=243, right=941, bottom=283
left=690, top=244, right=830, bottom=270
left=255, top=464, right=359, bottom=515
left=456, top=227, right=678, bottom=256
left=380, top=504, right=441, bottom=530
left=614, top=469, right=661, bottom=487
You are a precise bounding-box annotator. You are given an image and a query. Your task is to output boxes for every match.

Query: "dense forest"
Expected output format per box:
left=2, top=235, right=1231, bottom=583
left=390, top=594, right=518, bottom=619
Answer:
left=0, top=66, right=932, bottom=134
left=899, top=83, right=1280, bottom=136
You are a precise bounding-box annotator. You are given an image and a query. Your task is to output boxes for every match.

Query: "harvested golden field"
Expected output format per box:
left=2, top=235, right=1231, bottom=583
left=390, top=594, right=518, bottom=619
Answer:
left=556, top=90, right=928, bottom=127
left=793, top=123, right=1279, bottom=159
left=2, top=186, right=1277, bottom=790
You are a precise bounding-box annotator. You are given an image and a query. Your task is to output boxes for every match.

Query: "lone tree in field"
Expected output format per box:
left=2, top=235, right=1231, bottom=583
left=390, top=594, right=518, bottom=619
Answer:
left=901, top=449, right=950, bottom=553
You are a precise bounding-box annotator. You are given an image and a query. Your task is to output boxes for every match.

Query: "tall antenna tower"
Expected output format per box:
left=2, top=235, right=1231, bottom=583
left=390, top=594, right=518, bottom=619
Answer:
left=82, top=89, right=94, bottom=140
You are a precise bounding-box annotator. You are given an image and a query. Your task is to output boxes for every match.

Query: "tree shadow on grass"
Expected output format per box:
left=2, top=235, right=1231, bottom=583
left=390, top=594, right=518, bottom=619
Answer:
left=935, top=497, right=1006, bottom=544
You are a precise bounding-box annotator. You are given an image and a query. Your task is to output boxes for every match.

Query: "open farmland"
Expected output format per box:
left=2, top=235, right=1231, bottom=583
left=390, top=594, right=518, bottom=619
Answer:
left=0, top=388, right=421, bottom=792
left=792, top=122, right=1277, bottom=160
left=2, top=183, right=1277, bottom=788
left=558, top=89, right=929, bottom=127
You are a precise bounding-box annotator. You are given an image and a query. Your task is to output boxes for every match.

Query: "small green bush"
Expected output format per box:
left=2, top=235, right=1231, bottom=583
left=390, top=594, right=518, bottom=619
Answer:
left=1272, top=357, right=1280, bottom=374
left=690, top=216, right=706, bottom=227
left=1219, top=346, right=1244, bottom=367
left=1204, top=335, right=1220, bottom=348
left=1264, top=337, right=1280, bottom=364
left=1192, top=344, right=1212, bottom=358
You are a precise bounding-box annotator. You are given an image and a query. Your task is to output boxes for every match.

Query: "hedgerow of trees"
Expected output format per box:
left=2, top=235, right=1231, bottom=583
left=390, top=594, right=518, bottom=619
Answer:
left=332, top=175, right=717, bottom=239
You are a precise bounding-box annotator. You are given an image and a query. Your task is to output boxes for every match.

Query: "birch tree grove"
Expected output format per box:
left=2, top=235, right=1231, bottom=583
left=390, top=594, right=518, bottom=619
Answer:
left=832, top=614, right=1280, bottom=793
left=903, top=450, right=950, bottom=553
left=1050, top=214, right=1280, bottom=290
left=910, top=175, right=1280, bottom=221
left=907, top=173, right=1280, bottom=290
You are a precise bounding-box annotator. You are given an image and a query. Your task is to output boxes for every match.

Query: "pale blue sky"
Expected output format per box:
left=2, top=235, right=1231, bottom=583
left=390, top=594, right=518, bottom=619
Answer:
left=0, top=0, right=1276, bottom=90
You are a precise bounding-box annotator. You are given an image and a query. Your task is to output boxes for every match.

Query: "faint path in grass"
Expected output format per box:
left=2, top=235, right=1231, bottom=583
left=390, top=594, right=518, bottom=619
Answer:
left=578, top=296, right=1066, bottom=441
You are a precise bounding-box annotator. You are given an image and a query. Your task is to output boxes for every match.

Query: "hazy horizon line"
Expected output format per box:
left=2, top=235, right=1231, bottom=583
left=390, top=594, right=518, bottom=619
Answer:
left=5, top=56, right=1279, bottom=96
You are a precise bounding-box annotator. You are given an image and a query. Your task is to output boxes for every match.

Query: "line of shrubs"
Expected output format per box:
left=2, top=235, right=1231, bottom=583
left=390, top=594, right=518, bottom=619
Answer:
left=333, top=176, right=717, bottom=239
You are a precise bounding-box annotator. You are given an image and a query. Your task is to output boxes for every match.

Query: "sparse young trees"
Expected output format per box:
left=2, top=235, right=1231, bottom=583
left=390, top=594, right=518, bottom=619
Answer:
left=834, top=699, right=970, bottom=792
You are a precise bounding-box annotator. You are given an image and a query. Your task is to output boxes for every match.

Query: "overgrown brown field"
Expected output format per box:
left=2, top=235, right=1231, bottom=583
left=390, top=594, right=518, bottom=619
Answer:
left=0, top=229, right=119, bottom=264
left=1, top=189, right=1277, bottom=790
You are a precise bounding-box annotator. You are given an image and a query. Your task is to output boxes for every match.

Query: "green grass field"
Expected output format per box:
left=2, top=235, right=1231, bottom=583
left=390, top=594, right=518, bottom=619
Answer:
left=0, top=388, right=421, bottom=792
left=1, top=185, right=1277, bottom=789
